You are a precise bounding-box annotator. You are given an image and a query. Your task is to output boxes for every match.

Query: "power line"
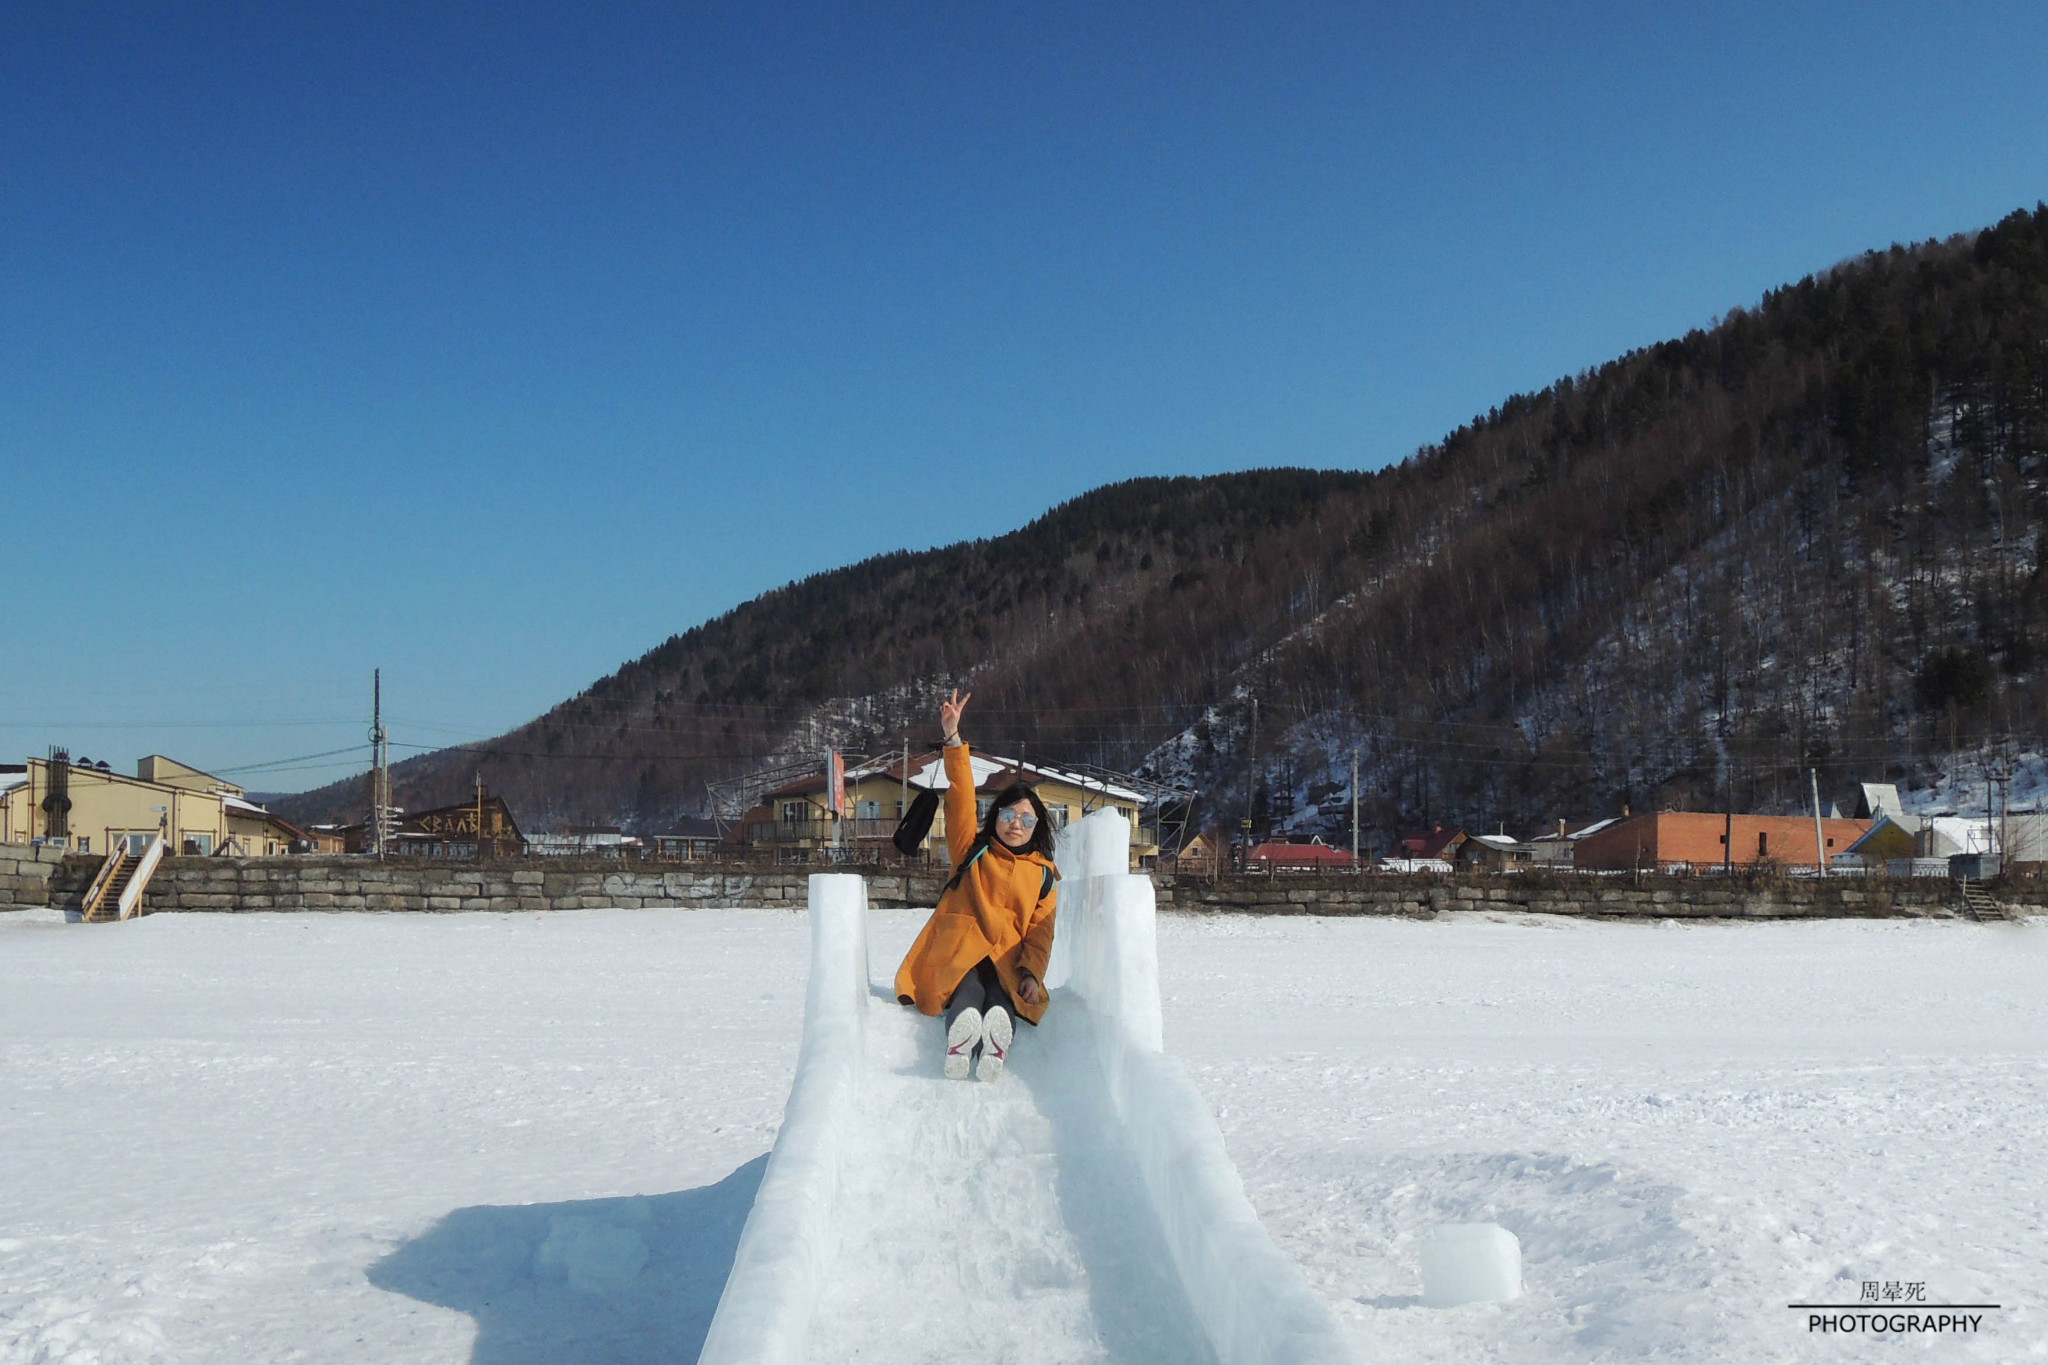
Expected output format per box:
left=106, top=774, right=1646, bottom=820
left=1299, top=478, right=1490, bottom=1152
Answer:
left=0, top=717, right=364, bottom=729
left=213, top=744, right=374, bottom=776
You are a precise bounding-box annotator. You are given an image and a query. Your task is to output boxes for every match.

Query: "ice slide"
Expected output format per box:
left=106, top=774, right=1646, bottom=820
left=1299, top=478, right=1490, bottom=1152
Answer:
left=699, top=810, right=1356, bottom=1365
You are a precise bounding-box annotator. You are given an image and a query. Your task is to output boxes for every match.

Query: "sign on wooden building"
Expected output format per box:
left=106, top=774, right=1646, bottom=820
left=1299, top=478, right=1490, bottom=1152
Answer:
left=390, top=795, right=526, bottom=858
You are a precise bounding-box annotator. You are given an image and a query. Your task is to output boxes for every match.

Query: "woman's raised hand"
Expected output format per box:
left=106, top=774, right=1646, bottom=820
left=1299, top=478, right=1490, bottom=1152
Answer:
left=938, top=688, right=971, bottom=743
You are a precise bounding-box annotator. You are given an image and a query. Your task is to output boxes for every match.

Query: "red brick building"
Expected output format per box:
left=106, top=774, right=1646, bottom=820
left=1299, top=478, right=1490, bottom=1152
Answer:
left=1573, top=812, right=1871, bottom=872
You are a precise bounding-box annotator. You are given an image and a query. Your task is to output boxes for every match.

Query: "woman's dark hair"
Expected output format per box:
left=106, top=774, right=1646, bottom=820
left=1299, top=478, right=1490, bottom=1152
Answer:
left=979, top=782, right=1057, bottom=858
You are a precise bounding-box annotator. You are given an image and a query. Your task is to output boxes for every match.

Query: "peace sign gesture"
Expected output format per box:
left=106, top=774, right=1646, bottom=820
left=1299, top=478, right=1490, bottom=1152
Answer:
left=939, top=688, right=971, bottom=744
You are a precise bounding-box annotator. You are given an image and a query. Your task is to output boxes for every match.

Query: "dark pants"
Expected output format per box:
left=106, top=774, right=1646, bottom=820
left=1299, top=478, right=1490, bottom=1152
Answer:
left=944, top=958, right=1014, bottom=1032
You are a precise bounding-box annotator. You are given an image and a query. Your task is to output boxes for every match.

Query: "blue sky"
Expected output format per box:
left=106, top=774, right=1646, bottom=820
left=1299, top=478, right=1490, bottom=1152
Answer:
left=5, top=1, right=2045, bottom=790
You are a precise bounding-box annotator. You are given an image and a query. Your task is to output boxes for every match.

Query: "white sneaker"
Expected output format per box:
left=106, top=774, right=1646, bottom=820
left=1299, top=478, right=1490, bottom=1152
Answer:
left=977, top=1006, right=1012, bottom=1082
left=944, top=1008, right=983, bottom=1080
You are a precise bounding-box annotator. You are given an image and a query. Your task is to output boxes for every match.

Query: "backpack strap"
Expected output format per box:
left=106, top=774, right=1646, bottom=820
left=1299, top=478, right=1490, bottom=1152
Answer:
left=943, top=843, right=1058, bottom=901
left=943, top=837, right=991, bottom=894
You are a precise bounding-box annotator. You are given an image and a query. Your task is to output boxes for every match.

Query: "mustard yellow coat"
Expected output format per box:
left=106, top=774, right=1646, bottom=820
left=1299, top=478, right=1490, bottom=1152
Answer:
left=894, top=743, right=1059, bottom=1025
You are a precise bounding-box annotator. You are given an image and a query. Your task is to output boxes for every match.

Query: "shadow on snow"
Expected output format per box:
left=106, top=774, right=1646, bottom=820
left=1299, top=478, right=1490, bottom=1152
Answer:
left=368, top=1155, right=766, bottom=1365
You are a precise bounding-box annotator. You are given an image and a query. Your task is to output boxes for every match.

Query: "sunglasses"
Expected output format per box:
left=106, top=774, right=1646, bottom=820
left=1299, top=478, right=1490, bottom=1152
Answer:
left=996, top=809, right=1038, bottom=830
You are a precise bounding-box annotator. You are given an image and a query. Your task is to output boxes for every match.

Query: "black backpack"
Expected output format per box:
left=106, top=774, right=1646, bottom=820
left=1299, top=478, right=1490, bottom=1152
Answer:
left=891, top=786, right=941, bottom=856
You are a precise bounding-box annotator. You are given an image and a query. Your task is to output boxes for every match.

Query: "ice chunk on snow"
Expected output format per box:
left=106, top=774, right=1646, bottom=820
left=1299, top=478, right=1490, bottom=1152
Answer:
left=1421, top=1222, right=1522, bottom=1307
left=534, top=1211, right=650, bottom=1294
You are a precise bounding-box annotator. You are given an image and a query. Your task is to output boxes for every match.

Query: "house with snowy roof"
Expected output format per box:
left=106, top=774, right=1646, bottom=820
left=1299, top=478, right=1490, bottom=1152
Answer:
left=736, top=748, right=1158, bottom=870
left=1458, top=832, right=1534, bottom=872
left=1523, top=817, right=1625, bottom=867
left=0, top=750, right=307, bottom=858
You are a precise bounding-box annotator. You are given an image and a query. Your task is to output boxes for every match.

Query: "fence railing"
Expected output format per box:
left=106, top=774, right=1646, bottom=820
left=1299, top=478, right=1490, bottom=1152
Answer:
left=745, top=818, right=904, bottom=846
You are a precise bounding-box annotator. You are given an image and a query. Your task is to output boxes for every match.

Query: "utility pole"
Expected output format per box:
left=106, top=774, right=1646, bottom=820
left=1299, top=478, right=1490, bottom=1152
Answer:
left=1810, top=767, right=1826, bottom=879
left=1723, top=751, right=1733, bottom=877
left=1351, top=746, right=1360, bottom=873
left=1994, top=739, right=2010, bottom=870
left=369, top=669, right=391, bottom=860
left=475, top=771, right=485, bottom=861
left=1240, top=697, right=1259, bottom=863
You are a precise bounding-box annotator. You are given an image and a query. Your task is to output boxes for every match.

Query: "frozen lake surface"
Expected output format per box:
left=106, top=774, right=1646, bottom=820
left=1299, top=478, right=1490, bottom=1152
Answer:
left=3, top=905, right=2043, bottom=1362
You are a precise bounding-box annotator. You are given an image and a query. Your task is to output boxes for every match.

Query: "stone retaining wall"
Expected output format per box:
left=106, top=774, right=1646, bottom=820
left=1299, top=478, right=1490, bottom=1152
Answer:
left=1154, top=872, right=2028, bottom=919
left=0, top=843, right=76, bottom=908
left=7, top=844, right=2039, bottom=920
left=14, top=852, right=962, bottom=914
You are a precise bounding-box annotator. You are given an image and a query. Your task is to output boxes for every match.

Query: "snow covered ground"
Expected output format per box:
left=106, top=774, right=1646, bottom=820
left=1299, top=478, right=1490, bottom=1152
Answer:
left=3, top=904, right=2044, bottom=1362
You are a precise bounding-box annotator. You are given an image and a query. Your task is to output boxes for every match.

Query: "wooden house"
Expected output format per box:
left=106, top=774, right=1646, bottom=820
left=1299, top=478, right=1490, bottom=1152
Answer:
left=372, top=794, right=525, bottom=858
left=653, top=818, right=726, bottom=861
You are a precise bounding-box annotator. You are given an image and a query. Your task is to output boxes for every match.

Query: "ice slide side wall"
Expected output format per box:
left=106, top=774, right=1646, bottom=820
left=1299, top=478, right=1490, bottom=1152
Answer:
left=698, top=874, right=868, bottom=1365
left=1052, top=810, right=1357, bottom=1365
left=705, top=833, right=1353, bottom=1365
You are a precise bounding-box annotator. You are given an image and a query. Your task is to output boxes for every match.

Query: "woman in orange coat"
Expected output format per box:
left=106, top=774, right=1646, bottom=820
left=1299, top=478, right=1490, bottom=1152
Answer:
left=894, top=688, right=1058, bottom=1081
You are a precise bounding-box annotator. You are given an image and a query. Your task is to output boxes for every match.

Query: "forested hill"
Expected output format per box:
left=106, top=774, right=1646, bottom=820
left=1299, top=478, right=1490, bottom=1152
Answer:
left=278, top=205, right=2048, bottom=842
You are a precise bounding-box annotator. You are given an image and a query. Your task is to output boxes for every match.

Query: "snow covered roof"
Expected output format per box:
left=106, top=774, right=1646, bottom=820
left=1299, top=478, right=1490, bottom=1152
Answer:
left=1924, top=816, right=1998, bottom=855
left=1567, top=817, right=1623, bottom=841
left=761, top=749, right=1148, bottom=809
left=1469, top=833, right=1524, bottom=850
left=222, top=795, right=272, bottom=817
left=874, top=751, right=1146, bottom=805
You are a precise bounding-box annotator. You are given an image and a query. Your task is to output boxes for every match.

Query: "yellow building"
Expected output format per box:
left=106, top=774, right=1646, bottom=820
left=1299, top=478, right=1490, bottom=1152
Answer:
left=738, top=748, right=1159, bottom=870
left=0, top=753, right=305, bottom=857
